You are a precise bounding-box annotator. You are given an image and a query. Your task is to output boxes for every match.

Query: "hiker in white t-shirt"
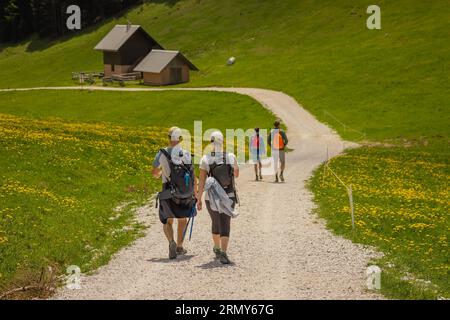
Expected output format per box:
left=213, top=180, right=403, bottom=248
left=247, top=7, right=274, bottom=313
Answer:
left=152, top=127, right=197, bottom=260
left=196, top=131, right=239, bottom=264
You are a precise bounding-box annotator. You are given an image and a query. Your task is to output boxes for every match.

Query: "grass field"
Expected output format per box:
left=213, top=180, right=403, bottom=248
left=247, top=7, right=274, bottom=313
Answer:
left=0, top=113, right=164, bottom=296
left=0, top=0, right=448, bottom=141
left=310, top=140, right=449, bottom=298
left=0, top=90, right=276, bottom=297
left=0, top=90, right=274, bottom=132
left=0, top=0, right=448, bottom=299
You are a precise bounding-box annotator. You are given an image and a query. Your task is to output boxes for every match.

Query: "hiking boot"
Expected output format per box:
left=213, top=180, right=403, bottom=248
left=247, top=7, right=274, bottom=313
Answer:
left=219, top=251, right=231, bottom=264
left=169, top=240, right=177, bottom=259
left=280, top=173, right=285, bottom=182
left=176, top=247, right=187, bottom=255
left=213, top=247, right=221, bottom=259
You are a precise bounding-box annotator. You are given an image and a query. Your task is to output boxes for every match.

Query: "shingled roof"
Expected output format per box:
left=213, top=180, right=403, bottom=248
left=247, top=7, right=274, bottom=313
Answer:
left=94, top=25, right=163, bottom=52
left=133, top=50, right=198, bottom=73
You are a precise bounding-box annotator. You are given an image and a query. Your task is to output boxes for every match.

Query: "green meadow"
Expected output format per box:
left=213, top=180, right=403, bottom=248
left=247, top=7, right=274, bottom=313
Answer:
left=0, top=0, right=448, bottom=298
left=0, top=0, right=448, bottom=140
left=0, top=90, right=276, bottom=296
left=0, top=90, right=273, bottom=132
left=0, top=114, right=164, bottom=296
left=309, top=140, right=449, bottom=299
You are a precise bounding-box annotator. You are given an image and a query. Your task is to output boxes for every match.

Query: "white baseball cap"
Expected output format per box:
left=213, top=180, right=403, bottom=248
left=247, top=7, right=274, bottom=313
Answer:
left=168, top=127, right=182, bottom=141
left=210, top=131, right=224, bottom=144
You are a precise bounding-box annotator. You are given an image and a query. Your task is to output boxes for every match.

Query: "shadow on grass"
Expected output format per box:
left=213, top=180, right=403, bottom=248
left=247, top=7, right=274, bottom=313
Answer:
left=25, top=17, right=113, bottom=53
left=144, top=0, right=181, bottom=6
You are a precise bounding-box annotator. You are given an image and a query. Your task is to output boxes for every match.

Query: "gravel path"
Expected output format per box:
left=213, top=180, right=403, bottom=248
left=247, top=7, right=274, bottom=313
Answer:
left=1, top=86, right=381, bottom=299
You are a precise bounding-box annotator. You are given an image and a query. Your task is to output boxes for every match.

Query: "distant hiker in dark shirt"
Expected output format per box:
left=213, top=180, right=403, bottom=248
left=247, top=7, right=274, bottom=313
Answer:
left=152, top=127, right=197, bottom=259
left=267, top=120, right=288, bottom=183
left=250, top=127, right=265, bottom=181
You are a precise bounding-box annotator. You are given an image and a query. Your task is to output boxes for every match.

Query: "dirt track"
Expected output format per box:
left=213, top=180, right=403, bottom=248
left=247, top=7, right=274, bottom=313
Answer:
left=1, top=86, right=381, bottom=299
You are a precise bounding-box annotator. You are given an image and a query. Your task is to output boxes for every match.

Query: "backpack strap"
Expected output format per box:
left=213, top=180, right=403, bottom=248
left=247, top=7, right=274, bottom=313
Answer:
left=159, top=148, right=172, bottom=162
left=160, top=148, right=193, bottom=177
left=209, top=153, right=237, bottom=199
left=209, top=152, right=230, bottom=175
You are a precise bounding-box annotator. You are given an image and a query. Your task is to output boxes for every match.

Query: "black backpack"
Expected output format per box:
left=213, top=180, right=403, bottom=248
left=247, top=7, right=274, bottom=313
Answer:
left=158, top=148, right=195, bottom=207
left=209, top=152, right=235, bottom=193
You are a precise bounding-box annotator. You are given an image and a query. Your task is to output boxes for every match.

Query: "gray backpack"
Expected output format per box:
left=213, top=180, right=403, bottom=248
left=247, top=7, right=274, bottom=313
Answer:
left=157, top=148, right=195, bottom=207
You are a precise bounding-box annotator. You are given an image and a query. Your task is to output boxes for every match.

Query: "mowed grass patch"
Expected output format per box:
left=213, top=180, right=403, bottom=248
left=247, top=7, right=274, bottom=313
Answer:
left=0, top=113, right=166, bottom=296
left=309, top=139, right=450, bottom=299
left=0, top=90, right=275, bottom=133
left=0, top=0, right=448, bottom=141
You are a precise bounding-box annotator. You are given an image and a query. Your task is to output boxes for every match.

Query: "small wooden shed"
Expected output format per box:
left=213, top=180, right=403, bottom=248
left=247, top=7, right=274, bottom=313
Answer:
left=133, top=50, right=198, bottom=85
left=94, top=24, right=163, bottom=77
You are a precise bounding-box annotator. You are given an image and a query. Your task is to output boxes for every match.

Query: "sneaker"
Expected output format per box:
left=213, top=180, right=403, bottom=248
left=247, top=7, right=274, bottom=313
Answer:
left=176, top=247, right=187, bottom=255
left=255, top=175, right=259, bottom=181
left=219, top=251, right=231, bottom=264
left=280, top=173, right=285, bottom=182
left=275, top=174, right=279, bottom=183
left=213, top=247, right=221, bottom=259
left=259, top=174, right=263, bottom=180
left=169, top=240, right=177, bottom=259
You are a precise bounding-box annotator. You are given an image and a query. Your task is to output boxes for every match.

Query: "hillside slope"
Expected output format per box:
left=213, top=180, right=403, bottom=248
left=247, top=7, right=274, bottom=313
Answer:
left=0, top=0, right=448, bottom=140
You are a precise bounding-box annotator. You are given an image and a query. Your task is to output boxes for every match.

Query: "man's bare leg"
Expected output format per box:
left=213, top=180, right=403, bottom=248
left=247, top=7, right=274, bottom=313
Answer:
left=258, top=161, right=263, bottom=179
left=164, top=218, right=177, bottom=259
left=280, top=151, right=286, bottom=182
left=177, top=218, right=188, bottom=249
left=163, top=218, right=174, bottom=242
left=254, top=164, right=259, bottom=180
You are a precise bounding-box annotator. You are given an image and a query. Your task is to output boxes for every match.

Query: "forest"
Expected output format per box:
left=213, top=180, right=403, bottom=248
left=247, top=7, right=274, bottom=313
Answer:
left=0, top=0, right=144, bottom=42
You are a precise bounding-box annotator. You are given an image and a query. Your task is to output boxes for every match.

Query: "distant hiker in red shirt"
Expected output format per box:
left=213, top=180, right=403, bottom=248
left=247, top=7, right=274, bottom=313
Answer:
left=250, top=127, right=265, bottom=181
left=268, top=120, right=288, bottom=183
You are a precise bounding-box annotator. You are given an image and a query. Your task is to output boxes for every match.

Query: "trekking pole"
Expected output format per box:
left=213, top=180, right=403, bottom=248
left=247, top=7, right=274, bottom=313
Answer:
left=189, top=213, right=195, bottom=241
left=182, top=200, right=197, bottom=241
left=182, top=217, right=192, bottom=241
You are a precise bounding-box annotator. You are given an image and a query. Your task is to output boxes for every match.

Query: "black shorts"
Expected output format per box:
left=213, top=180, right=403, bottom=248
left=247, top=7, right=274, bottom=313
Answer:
left=159, top=198, right=196, bottom=225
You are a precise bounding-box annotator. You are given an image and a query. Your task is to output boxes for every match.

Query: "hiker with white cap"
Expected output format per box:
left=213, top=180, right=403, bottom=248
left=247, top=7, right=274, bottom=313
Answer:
left=152, top=127, right=197, bottom=259
left=196, top=131, right=239, bottom=264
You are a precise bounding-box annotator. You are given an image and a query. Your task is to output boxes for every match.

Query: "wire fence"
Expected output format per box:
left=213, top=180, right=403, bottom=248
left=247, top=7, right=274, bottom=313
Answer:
left=322, top=147, right=355, bottom=229
left=322, top=110, right=366, bottom=140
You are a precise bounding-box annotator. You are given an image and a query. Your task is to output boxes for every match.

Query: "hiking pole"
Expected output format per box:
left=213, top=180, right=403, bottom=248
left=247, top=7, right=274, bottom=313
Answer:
left=189, top=210, right=195, bottom=241
left=182, top=200, right=197, bottom=241
left=182, top=217, right=191, bottom=241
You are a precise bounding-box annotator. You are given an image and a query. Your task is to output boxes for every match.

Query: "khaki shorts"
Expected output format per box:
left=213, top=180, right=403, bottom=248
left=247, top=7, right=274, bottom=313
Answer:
left=272, top=149, right=285, bottom=173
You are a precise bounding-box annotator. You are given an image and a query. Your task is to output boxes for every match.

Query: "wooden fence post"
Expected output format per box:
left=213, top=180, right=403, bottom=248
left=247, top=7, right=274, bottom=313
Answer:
left=348, top=185, right=355, bottom=229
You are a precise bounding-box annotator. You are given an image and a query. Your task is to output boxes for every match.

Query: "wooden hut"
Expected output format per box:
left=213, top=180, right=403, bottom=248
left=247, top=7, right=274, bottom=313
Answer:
left=133, top=50, right=198, bottom=85
left=94, top=24, right=163, bottom=77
